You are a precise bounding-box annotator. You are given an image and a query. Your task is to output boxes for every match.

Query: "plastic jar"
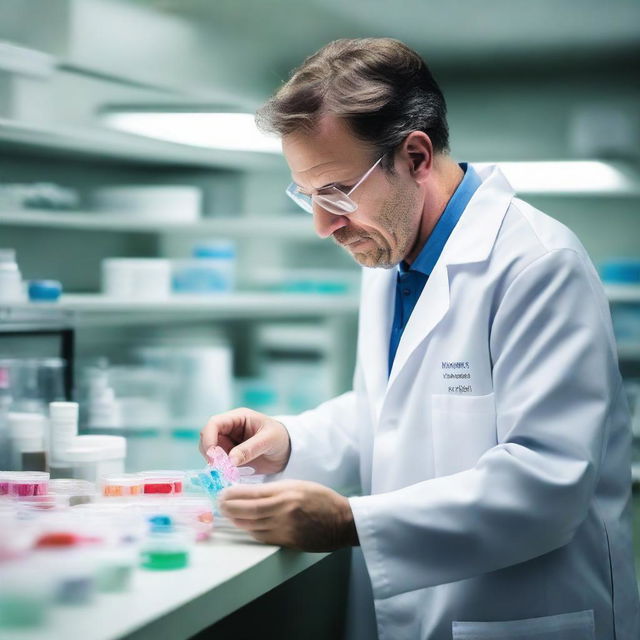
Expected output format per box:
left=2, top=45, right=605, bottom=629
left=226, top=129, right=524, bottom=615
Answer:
left=61, top=435, right=126, bottom=483
left=48, top=479, right=97, bottom=506
left=102, top=474, right=143, bottom=497
left=0, top=472, right=11, bottom=496
left=7, top=412, right=47, bottom=472
left=172, top=497, right=214, bottom=541
left=102, top=258, right=171, bottom=300
left=0, top=560, right=53, bottom=628
left=95, top=546, right=136, bottom=593
left=15, top=494, right=69, bottom=512
left=7, top=471, right=49, bottom=497
left=0, top=248, right=25, bottom=304
left=138, top=470, right=184, bottom=495
left=172, top=240, right=236, bottom=294
left=48, top=402, right=79, bottom=466
left=140, top=516, right=190, bottom=571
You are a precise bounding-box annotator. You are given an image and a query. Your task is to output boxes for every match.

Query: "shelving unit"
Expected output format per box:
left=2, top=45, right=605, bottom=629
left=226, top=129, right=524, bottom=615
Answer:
left=0, top=209, right=317, bottom=238
left=0, top=118, right=284, bottom=171
left=0, top=294, right=360, bottom=328
left=605, top=285, right=640, bottom=304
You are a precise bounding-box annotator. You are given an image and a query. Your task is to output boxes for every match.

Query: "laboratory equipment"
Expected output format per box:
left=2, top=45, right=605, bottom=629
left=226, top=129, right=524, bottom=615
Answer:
left=0, top=561, right=53, bottom=628
left=6, top=471, right=49, bottom=497
left=172, top=240, right=236, bottom=294
left=48, top=401, right=78, bottom=468
left=28, top=280, right=63, bottom=302
left=0, top=248, right=25, bottom=303
left=92, top=185, right=202, bottom=222
left=138, top=470, right=184, bottom=495
left=101, top=474, right=143, bottom=497
left=140, top=515, right=190, bottom=571
left=7, top=412, right=47, bottom=471
left=48, top=479, right=97, bottom=506
left=62, top=435, right=126, bottom=482
left=102, top=258, right=172, bottom=300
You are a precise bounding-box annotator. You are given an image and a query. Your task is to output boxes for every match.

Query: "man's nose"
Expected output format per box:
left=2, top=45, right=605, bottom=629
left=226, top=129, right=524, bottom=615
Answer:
left=313, top=203, right=349, bottom=238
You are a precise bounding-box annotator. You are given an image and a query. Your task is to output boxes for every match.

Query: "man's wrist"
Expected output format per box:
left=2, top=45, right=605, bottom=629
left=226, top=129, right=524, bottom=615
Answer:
left=340, top=496, right=360, bottom=547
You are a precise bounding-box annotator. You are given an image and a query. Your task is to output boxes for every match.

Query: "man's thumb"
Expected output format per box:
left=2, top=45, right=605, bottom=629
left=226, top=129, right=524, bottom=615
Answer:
left=229, top=443, right=252, bottom=467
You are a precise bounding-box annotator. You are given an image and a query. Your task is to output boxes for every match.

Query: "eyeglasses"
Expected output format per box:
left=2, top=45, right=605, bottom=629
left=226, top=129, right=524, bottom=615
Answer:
left=286, top=156, right=383, bottom=215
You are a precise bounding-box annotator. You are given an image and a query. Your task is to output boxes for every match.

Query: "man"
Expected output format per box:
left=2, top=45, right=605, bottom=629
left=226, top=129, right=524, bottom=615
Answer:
left=201, top=38, right=640, bottom=639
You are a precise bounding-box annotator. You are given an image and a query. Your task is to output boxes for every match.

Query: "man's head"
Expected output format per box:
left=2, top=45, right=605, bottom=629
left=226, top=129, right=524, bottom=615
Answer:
left=256, top=38, right=450, bottom=268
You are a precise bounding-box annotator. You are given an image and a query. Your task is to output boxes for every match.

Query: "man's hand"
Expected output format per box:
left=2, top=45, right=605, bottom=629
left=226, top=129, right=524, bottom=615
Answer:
left=199, top=408, right=291, bottom=475
left=218, top=480, right=359, bottom=552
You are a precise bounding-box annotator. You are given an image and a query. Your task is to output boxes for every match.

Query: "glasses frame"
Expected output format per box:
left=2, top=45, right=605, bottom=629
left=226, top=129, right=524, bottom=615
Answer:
left=286, top=156, right=383, bottom=215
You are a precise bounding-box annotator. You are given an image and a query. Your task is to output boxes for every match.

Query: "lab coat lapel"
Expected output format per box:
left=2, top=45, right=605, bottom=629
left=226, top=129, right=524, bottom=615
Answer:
left=359, top=267, right=396, bottom=419
left=386, top=164, right=515, bottom=392
left=386, top=262, right=450, bottom=390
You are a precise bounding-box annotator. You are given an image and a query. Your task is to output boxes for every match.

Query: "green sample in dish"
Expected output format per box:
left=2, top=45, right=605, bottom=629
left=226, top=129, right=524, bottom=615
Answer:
left=141, top=549, right=189, bottom=571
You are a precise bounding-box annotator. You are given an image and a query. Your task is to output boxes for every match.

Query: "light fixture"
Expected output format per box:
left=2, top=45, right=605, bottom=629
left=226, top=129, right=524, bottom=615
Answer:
left=475, top=160, right=638, bottom=195
left=101, top=111, right=282, bottom=154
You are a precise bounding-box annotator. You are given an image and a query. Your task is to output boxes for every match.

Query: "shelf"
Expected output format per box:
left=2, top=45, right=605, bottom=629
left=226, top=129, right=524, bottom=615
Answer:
left=605, top=285, right=640, bottom=304
left=0, top=118, right=284, bottom=171
left=618, top=342, right=640, bottom=361
left=0, top=209, right=317, bottom=238
left=0, top=293, right=360, bottom=327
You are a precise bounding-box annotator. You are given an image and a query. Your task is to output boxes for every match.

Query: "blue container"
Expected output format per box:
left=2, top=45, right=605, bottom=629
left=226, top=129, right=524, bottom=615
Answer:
left=28, top=280, right=62, bottom=302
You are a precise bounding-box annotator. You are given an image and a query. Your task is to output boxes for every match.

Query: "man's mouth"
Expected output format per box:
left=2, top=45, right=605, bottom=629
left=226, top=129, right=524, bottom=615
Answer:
left=335, top=234, right=369, bottom=247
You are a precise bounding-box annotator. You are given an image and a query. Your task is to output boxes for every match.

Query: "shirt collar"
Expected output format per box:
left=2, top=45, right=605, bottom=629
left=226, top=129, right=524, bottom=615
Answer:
left=399, top=162, right=481, bottom=276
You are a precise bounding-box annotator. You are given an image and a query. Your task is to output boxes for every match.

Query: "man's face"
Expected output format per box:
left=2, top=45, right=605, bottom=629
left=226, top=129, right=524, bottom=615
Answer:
left=282, top=115, right=422, bottom=268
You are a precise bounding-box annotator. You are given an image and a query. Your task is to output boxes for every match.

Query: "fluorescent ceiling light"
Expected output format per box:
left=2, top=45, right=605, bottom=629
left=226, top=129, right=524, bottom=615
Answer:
left=101, top=112, right=282, bottom=154
left=475, top=160, right=637, bottom=195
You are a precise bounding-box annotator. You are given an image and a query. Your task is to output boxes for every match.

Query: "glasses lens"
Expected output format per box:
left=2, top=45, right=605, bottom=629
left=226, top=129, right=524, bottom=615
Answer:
left=315, top=191, right=357, bottom=215
left=286, top=183, right=313, bottom=214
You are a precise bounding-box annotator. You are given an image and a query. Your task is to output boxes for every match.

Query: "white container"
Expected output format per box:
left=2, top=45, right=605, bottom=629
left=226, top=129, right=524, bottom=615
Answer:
left=92, top=186, right=201, bottom=222
left=61, top=435, right=126, bottom=483
left=7, top=412, right=47, bottom=470
left=0, top=249, right=26, bottom=303
left=49, top=402, right=79, bottom=465
left=102, top=258, right=171, bottom=300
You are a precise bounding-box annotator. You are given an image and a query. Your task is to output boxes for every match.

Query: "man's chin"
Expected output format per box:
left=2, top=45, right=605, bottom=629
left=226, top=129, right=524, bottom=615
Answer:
left=349, top=248, right=397, bottom=269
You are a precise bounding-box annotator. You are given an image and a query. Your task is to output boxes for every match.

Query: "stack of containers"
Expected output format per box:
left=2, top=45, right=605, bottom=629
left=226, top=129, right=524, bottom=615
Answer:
left=6, top=412, right=47, bottom=471
left=48, top=402, right=78, bottom=477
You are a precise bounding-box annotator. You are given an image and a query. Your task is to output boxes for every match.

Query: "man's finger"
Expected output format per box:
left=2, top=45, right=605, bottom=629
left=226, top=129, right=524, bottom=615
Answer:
left=229, top=516, right=273, bottom=532
left=227, top=428, right=273, bottom=467
left=219, top=496, right=282, bottom=520
left=220, top=482, right=284, bottom=501
left=199, top=408, right=255, bottom=457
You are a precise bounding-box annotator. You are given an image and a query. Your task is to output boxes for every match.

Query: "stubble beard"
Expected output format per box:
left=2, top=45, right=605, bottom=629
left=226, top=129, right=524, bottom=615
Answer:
left=337, top=183, right=418, bottom=269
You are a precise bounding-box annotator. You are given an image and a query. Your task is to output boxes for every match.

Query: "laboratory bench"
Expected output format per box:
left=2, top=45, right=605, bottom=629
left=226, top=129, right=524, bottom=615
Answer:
left=0, top=489, right=637, bottom=640
left=0, top=529, right=350, bottom=640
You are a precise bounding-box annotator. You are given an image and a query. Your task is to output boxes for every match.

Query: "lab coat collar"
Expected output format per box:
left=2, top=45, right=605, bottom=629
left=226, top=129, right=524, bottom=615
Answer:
left=359, top=164, right=515, bottom=419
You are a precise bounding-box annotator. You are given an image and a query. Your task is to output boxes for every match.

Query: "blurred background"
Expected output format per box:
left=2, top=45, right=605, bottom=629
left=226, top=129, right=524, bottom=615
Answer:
left=0, top=0, right=639, bottom=576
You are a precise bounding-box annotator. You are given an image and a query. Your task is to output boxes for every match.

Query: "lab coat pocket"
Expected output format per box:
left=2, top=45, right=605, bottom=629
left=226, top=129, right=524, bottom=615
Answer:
left=430, top=392, right=496, bottom=477
left=452, top=609, right=595, bottom=639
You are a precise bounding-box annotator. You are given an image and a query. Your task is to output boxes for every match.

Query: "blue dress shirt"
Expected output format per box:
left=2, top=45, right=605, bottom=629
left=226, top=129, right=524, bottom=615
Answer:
left=388, top=163, right=481, bottom=374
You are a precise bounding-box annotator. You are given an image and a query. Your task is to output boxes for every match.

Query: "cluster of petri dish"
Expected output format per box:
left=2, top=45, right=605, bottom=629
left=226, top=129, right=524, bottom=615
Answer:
left=0, top=449, right=257, bottom=630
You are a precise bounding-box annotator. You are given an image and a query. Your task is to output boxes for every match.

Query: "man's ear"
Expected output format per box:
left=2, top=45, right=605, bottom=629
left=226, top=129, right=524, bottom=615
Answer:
left=402, top=131, right=433, bottom=183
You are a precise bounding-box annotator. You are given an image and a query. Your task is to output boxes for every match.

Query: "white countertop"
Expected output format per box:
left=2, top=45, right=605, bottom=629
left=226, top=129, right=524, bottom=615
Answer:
left=0, top=527, right=330, bottom=640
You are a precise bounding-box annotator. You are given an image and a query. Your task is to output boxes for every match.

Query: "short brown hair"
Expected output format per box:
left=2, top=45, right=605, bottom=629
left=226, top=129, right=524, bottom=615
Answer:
left=255, top=38, right=449, bottom=169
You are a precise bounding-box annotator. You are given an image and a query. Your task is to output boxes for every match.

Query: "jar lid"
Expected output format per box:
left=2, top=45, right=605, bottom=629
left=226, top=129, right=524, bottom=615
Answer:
left=49, top=402, right=79, bottom=421
left=192, top=242, right=235, bottom=259
left=28, top=280, right=62, bottom=302
left=62, top=435, right=126, bottom=463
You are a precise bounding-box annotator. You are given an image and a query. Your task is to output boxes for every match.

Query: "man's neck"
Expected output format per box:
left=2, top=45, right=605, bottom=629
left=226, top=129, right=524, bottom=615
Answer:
left=405, top=157, right=464, bottom=265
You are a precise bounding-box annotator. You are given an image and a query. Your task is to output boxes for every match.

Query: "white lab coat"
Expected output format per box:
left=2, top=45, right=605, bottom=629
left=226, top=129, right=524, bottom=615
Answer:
left=277, top=165, right=640, bottom=640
